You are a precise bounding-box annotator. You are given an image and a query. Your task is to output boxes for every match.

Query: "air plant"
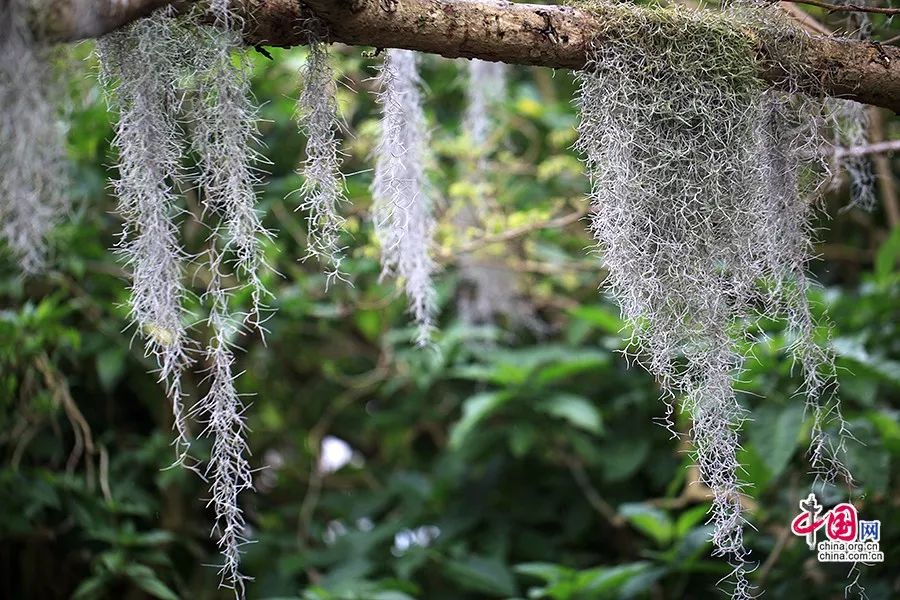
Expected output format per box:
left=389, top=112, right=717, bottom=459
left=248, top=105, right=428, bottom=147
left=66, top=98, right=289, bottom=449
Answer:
left=0, top=0, right=68, bottom=273
left=373, top=49, right=438, bottom=346
left=97, top=9, right=194, bottom=462
left=575, top=3, right=852, bottom=596
left=296, top=23, right=349, bottom=286
left=186, top=3, right=267, bottom=591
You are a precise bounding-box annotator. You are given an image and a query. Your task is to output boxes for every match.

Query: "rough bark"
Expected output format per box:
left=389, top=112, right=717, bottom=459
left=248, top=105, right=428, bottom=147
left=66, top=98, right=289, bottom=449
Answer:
left=34, top=0, right=900, bottom=112
left=28, top=0, right=174, bottom=40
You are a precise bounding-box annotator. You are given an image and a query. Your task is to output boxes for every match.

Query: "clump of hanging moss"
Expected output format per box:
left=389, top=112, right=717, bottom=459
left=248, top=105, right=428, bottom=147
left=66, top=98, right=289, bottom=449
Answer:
left=0, top=0, right=68, bottom=272
left=571, top=2, right=852, bottom=598
left=99, top=5, right=268, bottom=594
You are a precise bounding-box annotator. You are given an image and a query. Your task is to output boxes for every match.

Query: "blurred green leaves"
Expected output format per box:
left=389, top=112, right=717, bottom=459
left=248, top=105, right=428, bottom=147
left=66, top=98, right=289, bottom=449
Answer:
left=0, top=29, right=897, bottom=600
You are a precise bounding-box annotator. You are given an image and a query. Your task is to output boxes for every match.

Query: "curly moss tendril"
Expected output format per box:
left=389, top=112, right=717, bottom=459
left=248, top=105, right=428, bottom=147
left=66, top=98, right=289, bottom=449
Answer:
left=100, top=5, right=269, bottom=592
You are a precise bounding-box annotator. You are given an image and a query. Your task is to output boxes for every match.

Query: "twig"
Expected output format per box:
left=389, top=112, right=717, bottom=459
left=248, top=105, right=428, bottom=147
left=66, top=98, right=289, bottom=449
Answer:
left=833, top=139, right=900, bottom=158
left=778, top=1, right=835, bottom=36
left=562, top=453, right=626, bottom=528
left=777, top=0, right=900, bottom=14
left=440, top=207, right=588, bottom=260
left=757, top=474, right=799, bottom=584
left=36, top=353, right=96, bottom=485
left=867, top=108, right=900, bottom=227
left=99, top=445, right=113, bottom=502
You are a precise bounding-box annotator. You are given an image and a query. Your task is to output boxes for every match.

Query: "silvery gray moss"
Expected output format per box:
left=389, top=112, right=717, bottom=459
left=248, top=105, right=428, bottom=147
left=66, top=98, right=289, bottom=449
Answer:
left=98, top=4, right=265, bottom=593
left=573, top=2, right=852, bottom=597
left=189, top=3, right=261, bottom=594
left=463, top=59, right=507, bottom=171
left=97, top=9, right=195, bottom=465
left=456, top=59, right=534, bottom=329
left=829, top=99, right=876, bottom=211
left=0, top=0, right=68, bottom=273
left=827, top=3, right=875, bottom=211
left=296, top=22, right=350, bottom=286
left=373, top=49, right=438, bottom=346
left=189, top=8, right=272, bottom=331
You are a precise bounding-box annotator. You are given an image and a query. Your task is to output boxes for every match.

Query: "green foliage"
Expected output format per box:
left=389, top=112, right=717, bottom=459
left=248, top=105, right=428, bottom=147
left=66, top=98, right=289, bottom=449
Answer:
left=1, top=26, right=898, bottom=600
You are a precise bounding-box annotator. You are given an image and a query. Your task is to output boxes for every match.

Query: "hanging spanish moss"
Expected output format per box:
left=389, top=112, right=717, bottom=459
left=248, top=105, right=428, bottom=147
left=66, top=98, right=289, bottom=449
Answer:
left=187, top=3, right=265, bottom=591
left=575, top=3, right=851, bottom=596
left=0, top=0, right=68, bottom=273
left=190, top=246, right=255, bottom=595
left=456, top=58, right=529, bottom=329
left=756, top=93, right=853, bottom=487
left=373, top=49, right=438, bottom=346
left=189, top=4, right=271, bottom=330
left=830, top=98, right=876, bottom=211
left=100, top=6, right=267, bottom=589
left=296, top=22, right=349, bottom=286
left=463, top=59, right=507, bottom=171
left=97, top=9, right=195, bottom=463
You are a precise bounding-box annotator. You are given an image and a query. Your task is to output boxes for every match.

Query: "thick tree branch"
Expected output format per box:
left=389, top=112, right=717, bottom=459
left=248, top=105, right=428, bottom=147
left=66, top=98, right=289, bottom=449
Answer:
left=35, top=0, right=900, bottom=112
left=29, top=0, right=174, bottom=40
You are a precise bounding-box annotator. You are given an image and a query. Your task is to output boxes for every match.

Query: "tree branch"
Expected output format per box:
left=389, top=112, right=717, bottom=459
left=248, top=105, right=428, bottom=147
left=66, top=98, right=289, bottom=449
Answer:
left=29, top=0, right=175, bottom=40
left=833, top=139, right=900, bottom=158
left=34, top=0, right=900, bottom=113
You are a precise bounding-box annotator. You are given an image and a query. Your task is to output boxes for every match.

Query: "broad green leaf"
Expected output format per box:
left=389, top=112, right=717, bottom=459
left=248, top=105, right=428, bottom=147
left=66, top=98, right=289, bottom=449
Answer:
left=599, top=437, right=650, bottom=482
left=443, top=556, right=518, bottom=597
left=748, top=402, right=804, bottom=479
left=874, top=225, right=900, bottom=283
left=866, top=409, right=900, bottom=453
left=537, top=394, right=603, bottom=435
left=513, top=562, right=573, bottom=585
left=449, top=392, right=510, bottom=450
left=834, top=338, right=900, bottom=388
left=371, top=592, right=416, bottom=600
left=568, top=305, right=625, bottom=334
left=578, top=562, right=653, bottom=594
left=674, top=505, right=710, bottom=539
left=73, top=577, right=108, bottom=600
left=131, top=574, right=179, bottom=600
left=618, top=504, right=673, bottom=546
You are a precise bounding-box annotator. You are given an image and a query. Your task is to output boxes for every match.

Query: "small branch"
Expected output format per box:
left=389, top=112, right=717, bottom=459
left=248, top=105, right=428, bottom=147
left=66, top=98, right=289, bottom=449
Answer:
left=868, top=108, right=900, bottom=227
left=439, top=208, right=587, bottom=260
left=778, top=1, right=835, bottom=36
left=562, top=453, right=626, bottom=528
left=776, top=0, right=900, bottom=15
left=834, top=139, right=900, bottom=158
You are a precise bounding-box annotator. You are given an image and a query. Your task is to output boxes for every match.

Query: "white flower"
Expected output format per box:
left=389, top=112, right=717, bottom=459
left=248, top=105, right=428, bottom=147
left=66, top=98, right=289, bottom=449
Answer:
left=318, top=435, right=355, bottom=474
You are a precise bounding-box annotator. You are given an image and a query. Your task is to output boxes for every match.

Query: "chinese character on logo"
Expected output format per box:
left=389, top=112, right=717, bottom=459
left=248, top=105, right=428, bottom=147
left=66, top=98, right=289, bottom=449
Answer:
left=791, top=493, right=825, bottom=550
left=859, top=520, right=881, bottom=543
left=825, top=503, right=857, bottom=542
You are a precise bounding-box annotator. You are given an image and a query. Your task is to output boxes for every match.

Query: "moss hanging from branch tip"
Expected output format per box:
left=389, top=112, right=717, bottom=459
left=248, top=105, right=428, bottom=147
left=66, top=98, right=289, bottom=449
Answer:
left=97, top=8, right=195, bottom=466
left=0, top=0, right=68, bottom=273
left=373, top=49, right=438, bottom=347
left=295, top=19, right=351, bottom=287
left=574, top=2, right=852, bottom=598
